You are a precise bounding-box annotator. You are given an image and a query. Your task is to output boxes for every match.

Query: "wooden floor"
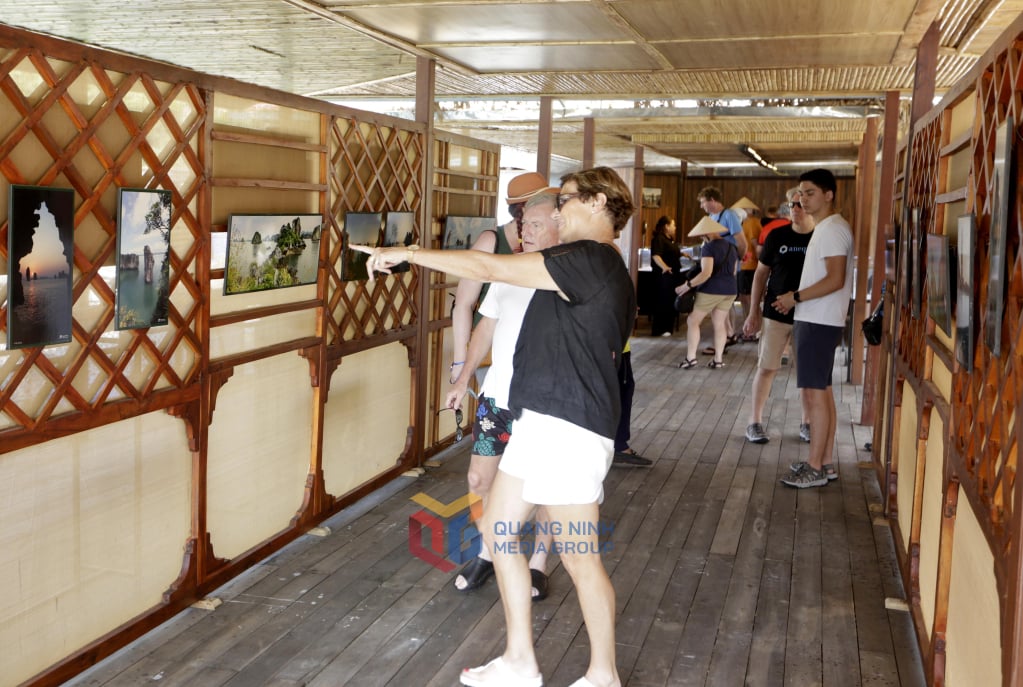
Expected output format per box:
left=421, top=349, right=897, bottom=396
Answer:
left=69, top=331, right=926, bottom=687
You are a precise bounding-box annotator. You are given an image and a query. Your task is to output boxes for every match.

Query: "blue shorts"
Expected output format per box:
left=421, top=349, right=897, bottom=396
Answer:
left=471, top=396, right=516, bottom=456
left=793, top=321, right=844, bottom=389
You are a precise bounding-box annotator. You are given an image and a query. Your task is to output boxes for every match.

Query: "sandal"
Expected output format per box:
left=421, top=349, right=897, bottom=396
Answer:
left=530, top=568, right=549, bottom=602
left=701, top=346, right=727, bottom=355
left=454, top=557, right=494, bottom=592
left=678, top=357, right=698, bottom=369
left=708, top=360, right=725, bottom=369
left=725, top=334, right=740, bottom=347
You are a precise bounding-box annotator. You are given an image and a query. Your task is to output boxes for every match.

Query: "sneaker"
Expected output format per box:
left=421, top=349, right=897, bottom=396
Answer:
left=612, top=450, right=652, bottom=467
left=799, top=423, right=811, bottom=443
left=781, top=465, right=829, bottom=488
left=745, top=422, right=769, bottom=444
left=789, top=461, right=838, bottom=480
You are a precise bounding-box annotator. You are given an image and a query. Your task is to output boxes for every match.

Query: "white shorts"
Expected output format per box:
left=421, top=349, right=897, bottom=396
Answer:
left=499, top=409, right=613, bottom=506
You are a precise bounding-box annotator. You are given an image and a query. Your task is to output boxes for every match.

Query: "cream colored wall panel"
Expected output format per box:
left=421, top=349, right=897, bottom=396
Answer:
left=0, top=413, right=190, bottom=686
left=207, top=354, right=313, bottom=559
left=209, top=307, right=318, bottom=359
left=213, top=94, right=320, bottom=141
left=896, top=388, right=918, bottom=548
left=945, top=486, right=1002, bottom=687
left=931, top=354, right=952, bottom=406
left=323, top=343, right=411, bottom=498
left=917, top=415, right=945, bottom=637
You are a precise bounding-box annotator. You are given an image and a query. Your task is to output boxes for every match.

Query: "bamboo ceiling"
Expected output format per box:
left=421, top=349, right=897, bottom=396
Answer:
left=1, top=0, right=1022, bottom=171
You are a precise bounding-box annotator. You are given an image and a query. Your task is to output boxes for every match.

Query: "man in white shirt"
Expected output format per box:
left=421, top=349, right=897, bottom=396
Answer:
left=770, top=168, right=854, bottom=488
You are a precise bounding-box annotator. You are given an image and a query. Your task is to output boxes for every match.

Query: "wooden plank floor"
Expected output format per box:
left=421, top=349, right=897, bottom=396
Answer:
left=68, top=331, right=926, bottom=687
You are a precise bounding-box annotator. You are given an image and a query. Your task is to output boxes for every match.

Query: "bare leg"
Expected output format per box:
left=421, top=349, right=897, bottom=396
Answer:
left=802, top=387, right=836, bottom=469
left=455, top=453, right=501, bottom=590
left=749, top=367, right=778, bottom=424
left=710, top=308, right=729, bottom=363
left=529, top=506, right=552, bottom=575
left=548, top=502, right=621, bottom=687
left=686, top=309, right=709, bottom=360
left=468, top=470, right=541, bottom=680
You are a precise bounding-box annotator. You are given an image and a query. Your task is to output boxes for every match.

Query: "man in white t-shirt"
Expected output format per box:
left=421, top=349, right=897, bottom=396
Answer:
left=770, top=168, right=853, bottom=488
left=445, top=193, right=559, bottom=597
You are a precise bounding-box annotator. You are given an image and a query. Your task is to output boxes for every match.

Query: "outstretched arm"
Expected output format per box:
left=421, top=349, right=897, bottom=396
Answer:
left=354, top=245, right=559, bottom=293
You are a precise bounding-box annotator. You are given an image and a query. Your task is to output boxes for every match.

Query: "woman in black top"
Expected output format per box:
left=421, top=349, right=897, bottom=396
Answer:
left=650, top=215, right=681, bottom=336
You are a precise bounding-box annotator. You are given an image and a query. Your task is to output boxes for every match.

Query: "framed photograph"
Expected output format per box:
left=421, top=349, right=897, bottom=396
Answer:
left=985, top=115, right=1014, bottom=357
left=642, top=187, right=662, bottom=208
left=911, top=206, right=925, bottom=318
left=926, top=234, right=952, bottom=336
left=224, top=214, right=323, bottom=295
left=341, top=212, right=382, bottom=281
left=7, top=185, right=75, bottom=349
left=898, top=205, right=912, bottom=307
left=115, top=188, right=172, bottom=329
left=383, top=211, right=415, bottom=274
left=443, top=216, right=493, bottom=250
left=956, top=213, right=976, bottom=370
left=210, top=233, right=227, bottom=271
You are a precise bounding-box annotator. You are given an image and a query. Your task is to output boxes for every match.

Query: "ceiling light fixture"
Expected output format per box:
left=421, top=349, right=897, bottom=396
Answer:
left=740, top=144, right=779, bottom=173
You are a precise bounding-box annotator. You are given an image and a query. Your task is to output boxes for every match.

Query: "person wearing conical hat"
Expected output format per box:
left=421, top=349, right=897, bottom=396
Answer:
left=674, top=215, right=739, bottom=369
left=696, top=187, right=748, bottom=347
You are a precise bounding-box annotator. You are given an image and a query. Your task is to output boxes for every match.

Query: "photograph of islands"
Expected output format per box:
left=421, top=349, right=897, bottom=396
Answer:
left=116, top=188, right=172, bottom=329
left=224, top=214, right=324, bottom=295
left=7, top=185, right=75, bottom=349
left=341, top=212, right=382, bottom=281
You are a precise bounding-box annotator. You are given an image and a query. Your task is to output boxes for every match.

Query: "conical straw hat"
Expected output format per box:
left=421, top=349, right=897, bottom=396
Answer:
left=731, top=196, right=760, bottom=211
left=688, top=216, right=729, bottom=238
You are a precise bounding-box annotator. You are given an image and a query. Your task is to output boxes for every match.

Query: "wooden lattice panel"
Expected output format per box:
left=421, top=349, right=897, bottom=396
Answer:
left=324, top=116, right=424, bottom=345
left=0, top=48, right=204, bottom=441
left=951, top=40, right=1023, bottom=549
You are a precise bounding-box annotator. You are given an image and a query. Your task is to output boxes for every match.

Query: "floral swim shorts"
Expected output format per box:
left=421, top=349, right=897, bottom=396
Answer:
left=471, top=396, right=516, bottom=457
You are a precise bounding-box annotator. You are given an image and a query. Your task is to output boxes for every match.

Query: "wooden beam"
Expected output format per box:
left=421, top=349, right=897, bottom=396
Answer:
left=851, top=116, right=878, bottom=387
left=911, top=22, right=940, bottom=126
left=862, top=91, right=900, bottom=427
left=537, top=96, right=553, bottom=179
left=583, top=117, right=595, bottom=170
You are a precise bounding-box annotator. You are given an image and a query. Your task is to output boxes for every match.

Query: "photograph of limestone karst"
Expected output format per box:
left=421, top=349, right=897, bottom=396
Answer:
left=116, top=188, right=172, bottom=329
left=224, top=214, right=323, bottom=295
left=341, top=212, right=383, bottom=281
left=7, top=185, right=74, bottom=349
left=383, top=211, right=415, bottom=274
left=442, top=216, right=493, bottom=251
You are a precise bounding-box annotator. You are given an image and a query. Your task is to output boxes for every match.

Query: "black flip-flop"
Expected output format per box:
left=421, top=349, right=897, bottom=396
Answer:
left=455, top=557, right=494, bottom=592
left=530, top=568, right=549, bottom=602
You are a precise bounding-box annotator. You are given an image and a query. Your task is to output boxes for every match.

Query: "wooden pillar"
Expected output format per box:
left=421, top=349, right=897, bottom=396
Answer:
left=851, top=116, right=878, bottom=386
left=630, top=145, right=644, bottom=287
left=412, top=55, right=436, bottom=466
left=861, top=91, right=901, bottom=426
left=583, top=117, right=595, bottom=170
left=911, top=22, right=940, bottom=126
left=537, top=96, right=553, bottom=179
left=677, top=159, right=688, bottom=232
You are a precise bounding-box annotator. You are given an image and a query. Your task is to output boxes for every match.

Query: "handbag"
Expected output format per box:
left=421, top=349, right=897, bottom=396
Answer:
left=862, top=299, right=884, bottom=345
left=673, top=264, right=702, bottom=314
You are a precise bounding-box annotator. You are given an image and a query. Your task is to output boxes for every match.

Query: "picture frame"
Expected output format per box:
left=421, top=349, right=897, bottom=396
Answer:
left=925, top=234, right=952, bottom=336
left=956, top=213, right=976, bottom=370
left=985, top=115, right=1014, bottom=357
left=224, top=214, right=323, bottom=295
left=383, top=211, right=415, bottom=274
left=442, top=216, right=494, bottom=251
left=911, top=206, right=925, bottom=318
left=7, top=185, right=75, bottom=349
left=642, top=187, right=662, bottom=208
left=341, top=212, right=383, bottom=281
left=898, top=205, right=912, bottom=307
left=115, top=188, right=172, bottom=329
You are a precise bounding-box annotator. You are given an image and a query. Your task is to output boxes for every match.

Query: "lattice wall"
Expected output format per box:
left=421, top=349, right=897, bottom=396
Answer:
left=0, top=46, right=205, bottom=449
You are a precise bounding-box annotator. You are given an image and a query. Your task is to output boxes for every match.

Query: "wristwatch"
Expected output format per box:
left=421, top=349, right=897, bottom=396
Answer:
left=406, top=244, right=420, bottom=264
left=793, top=290, right=802, bottom=303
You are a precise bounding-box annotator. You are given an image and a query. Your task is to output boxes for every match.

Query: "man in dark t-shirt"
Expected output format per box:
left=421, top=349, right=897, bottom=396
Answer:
left=741, top=197, right=814, bottom=444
